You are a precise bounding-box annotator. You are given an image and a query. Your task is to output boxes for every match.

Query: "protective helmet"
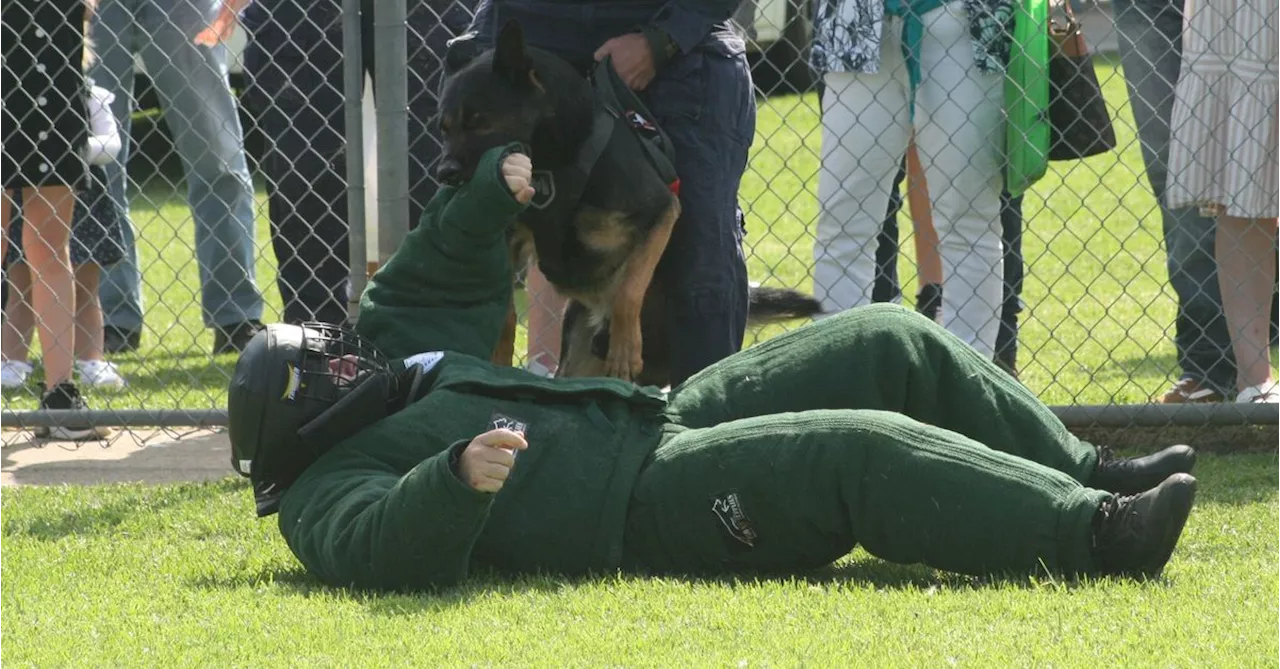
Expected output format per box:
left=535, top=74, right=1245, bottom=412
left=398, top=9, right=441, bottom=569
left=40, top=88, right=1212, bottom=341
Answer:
left=228, top=322, right=395, bottom=517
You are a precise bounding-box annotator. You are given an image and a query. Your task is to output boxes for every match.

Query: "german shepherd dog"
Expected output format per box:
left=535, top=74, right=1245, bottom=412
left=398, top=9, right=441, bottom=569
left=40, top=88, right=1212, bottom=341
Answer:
left=436, top=20, right=822, bottom=387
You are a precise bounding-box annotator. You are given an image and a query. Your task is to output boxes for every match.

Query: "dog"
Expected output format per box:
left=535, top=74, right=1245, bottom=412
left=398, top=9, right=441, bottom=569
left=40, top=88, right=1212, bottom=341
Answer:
left=436, top=20, right=823, bottom=388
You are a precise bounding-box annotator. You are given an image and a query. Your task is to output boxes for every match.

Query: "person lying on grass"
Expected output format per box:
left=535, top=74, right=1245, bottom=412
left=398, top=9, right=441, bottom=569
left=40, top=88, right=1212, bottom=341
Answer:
left=227, top=144, right=1199, bottom=592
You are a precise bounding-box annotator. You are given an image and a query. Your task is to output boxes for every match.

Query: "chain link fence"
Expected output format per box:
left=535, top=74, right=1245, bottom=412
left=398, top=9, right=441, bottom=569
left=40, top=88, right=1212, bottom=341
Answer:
left=2, top=0, right=1276, bottom=447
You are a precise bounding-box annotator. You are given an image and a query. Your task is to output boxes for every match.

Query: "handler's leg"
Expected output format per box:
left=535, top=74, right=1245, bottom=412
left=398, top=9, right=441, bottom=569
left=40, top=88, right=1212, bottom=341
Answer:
left=643, top=37, right=755, bottom=385
left=665, top=304, right=1193, bottom=492
left=622, top=411, right=1195, bottom=579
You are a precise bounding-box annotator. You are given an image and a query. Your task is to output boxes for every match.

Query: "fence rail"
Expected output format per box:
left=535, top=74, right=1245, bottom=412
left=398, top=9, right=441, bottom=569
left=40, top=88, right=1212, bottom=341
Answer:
left=2, top=0, right=1277, bottom=445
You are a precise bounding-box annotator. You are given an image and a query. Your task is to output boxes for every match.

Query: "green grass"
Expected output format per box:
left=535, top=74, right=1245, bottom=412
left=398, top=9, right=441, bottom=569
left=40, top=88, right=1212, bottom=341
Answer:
left=3, top=59, right=1277, bottom=663
left=0, top=55, right=1263, bottom=412
left=2, top=452, right=1275, bottom=665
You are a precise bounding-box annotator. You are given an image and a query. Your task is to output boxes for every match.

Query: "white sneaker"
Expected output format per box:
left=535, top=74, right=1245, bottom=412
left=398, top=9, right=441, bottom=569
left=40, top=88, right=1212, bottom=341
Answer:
left=1235, top=381, right=1280, bottom=404
left=76, top=359, right=127, bottom=388
left=1, top=360, right=34, bottom=389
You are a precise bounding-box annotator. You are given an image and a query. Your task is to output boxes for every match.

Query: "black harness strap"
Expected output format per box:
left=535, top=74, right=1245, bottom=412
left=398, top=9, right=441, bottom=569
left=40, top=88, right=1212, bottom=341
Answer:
left=517, top=57, right=681, bottom=286
left=591, top=56, right=680, bottom=193
left=519, top=106, right=616, bottom=285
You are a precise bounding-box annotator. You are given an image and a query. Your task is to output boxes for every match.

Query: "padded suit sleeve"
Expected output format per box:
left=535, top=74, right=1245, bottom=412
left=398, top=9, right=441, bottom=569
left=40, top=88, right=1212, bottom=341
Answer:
left=278, top=441, right=495, bottom=591
left=356, top=143, right=528, bottom=359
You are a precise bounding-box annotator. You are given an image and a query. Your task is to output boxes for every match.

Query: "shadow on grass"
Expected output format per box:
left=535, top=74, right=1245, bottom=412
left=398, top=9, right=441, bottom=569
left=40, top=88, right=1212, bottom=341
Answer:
left=2, top=478, right=245, bottom=541
left=185, top=458, right=1277, bottom=608
left=1036, top=349, right=1182, bottom=390
left=189, top=565, right=579, bottom=608
left=188, top=557, right=1130, bottom=615
left=190, top=566, right=329, bottom=594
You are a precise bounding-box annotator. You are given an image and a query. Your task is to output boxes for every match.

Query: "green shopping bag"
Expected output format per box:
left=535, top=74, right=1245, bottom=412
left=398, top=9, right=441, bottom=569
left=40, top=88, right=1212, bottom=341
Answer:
left=1004, top=0, right=1051, bottom=196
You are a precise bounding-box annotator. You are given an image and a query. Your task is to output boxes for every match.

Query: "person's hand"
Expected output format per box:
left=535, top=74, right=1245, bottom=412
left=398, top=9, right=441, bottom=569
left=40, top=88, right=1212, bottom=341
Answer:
left=457, top=428, right=528, bottom=493
left=503, top=152, right=536, bottom=205
left=594, top=33, right=656, bottom=91
left=193, top=6, right=239, bottom=46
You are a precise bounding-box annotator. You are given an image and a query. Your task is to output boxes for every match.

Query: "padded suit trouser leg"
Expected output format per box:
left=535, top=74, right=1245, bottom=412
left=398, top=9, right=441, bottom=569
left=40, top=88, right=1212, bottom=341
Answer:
left=621, top=304, right=1109, bottom=577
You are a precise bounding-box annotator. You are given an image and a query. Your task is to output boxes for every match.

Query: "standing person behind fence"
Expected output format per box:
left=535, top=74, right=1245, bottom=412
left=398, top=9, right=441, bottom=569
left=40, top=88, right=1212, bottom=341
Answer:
left=868, top=140, right=944, bottom=309
left=2, top=0, right=114, bottom=439
left=458, top=0, right=756, bottom=387
left=89, top=0, right=267, bottom=356
left=873, top=144, right=1027, bottom=378
left=1111, top=0, right=1237, bottom=404
left=1164, top=0, right=1278, bottom=404
left=809, top=0, right=1009, bottom=361
left=3, top=83, right=131, bottom=392
left=3, top=179, right=128, bottom=392
left=231, top=0, right=473, bottom=327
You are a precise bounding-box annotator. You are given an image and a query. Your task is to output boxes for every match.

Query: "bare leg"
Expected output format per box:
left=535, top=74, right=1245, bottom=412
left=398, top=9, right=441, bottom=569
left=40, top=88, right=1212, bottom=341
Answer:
left=1216, top=215, right=1279, bottom=394
left=0, top=189, right=13, bottom=355
left=3, top=264, right=36, bottom=363
left=20, top=186, right=78, bottom=390
left=906, top=141, right=943, bottom=287
left=525, top=262, right=566, bottom=376
left=74, top=264, right=105, bottom=362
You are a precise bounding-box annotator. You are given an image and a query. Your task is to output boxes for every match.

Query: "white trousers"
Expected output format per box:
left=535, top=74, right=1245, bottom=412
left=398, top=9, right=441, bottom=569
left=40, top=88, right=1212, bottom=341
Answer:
left=814, top=2, right=1005, bottom=358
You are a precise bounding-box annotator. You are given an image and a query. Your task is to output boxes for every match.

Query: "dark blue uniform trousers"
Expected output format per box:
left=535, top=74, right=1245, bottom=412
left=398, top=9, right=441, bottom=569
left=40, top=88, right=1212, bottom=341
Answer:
left=241, top=0, right=473, bottom=325
left=471, top=0, right=756, bottom=386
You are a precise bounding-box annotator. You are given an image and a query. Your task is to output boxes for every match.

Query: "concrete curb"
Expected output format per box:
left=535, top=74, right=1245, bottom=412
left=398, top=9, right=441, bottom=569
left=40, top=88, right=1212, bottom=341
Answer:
left=1, top=428, right=237, bottom=487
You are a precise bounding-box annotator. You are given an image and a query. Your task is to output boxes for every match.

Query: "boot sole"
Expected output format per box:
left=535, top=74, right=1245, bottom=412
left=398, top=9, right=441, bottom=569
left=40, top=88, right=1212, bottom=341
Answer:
left=34, top=425, right=113, bottom=441
left=1140, top=473, right=1198, bottom=578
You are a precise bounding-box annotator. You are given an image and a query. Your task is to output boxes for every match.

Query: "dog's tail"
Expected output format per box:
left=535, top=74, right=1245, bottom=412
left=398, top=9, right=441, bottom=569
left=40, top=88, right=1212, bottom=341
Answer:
left=747, top=285, right=825, bottom=324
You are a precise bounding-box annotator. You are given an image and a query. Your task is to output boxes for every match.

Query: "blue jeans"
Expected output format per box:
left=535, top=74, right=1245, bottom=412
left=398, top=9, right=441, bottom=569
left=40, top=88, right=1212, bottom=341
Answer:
left=91, top=0, right=263, bottom=331
left=470, top=0, right=755, bottom=385
left=1112, top=0, right=1235, bottom=392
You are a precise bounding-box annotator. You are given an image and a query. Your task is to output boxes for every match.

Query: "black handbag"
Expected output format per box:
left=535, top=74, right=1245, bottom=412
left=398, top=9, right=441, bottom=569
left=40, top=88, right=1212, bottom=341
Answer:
left=1047, top=1, right=1117, bottom=160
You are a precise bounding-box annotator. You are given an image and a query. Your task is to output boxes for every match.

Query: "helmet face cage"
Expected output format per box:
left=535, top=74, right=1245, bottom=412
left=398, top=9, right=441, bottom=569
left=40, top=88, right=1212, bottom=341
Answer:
left=293, top=322, right=392, bottom=400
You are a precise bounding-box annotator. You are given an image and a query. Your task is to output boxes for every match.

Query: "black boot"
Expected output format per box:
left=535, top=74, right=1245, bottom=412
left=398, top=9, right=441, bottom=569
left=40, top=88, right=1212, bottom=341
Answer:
left=994, top=306, right=1019, bottom=379
left=915, top=283, right=942, bottom=322
left=104, top=326, right=142, bottom=354
left=1091, top=444, right=1197, bottom=495
left=1092, top=473, right=1197, bottom=579
left=213, top=320, right=265, bottom=356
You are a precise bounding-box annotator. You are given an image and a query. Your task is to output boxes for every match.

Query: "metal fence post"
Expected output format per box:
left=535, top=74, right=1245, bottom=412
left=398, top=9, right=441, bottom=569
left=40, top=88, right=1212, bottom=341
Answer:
left=343, top=0, right=368, bottom=324
left=374, top=0, right=410, bottom=263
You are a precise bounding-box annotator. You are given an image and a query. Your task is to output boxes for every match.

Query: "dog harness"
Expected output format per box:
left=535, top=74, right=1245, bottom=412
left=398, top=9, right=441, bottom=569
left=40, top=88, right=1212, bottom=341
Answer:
left=591, top=56, right=681, bottom=197
left=519, top=56, right=681, bottom=288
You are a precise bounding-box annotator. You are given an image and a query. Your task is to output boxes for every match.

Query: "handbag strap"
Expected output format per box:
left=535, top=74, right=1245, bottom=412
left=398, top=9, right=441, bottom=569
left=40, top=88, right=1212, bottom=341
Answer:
left=1050, top=0, right=1087, bottom=55
left=1049, top=0, right=1080, bottom=30
left=1058, top=0, right=1078, bottom=24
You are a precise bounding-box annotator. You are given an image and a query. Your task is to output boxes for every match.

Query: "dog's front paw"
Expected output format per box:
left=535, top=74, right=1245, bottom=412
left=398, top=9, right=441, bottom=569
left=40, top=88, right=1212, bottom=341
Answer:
left=604, top=332, right=644, bottom=382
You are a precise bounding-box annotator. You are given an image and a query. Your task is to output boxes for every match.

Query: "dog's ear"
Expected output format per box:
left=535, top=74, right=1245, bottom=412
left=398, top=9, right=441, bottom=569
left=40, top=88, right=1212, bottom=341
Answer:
left=493, top=19, right=535, bottom=88
left=444, top=32, right=483, bottom=75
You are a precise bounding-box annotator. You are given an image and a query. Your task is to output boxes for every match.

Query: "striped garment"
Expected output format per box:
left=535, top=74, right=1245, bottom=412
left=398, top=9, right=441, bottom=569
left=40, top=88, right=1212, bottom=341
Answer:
left=1166, top=0, right=1279, bottom=218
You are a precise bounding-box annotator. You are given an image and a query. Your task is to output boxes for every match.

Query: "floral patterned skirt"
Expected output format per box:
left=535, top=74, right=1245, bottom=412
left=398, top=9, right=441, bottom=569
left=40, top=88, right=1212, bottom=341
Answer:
left=4, top=165, right=127, bottom=268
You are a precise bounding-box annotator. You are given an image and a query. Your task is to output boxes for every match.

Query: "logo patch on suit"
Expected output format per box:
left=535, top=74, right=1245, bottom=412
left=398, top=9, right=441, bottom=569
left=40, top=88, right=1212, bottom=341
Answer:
left=489, top=411, right=527, bottom=436
left=529, top=170, right=556, bottom=210
left=489, top=411, right=528, bottom=461
left=710, top=491, right=758, bottom=548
